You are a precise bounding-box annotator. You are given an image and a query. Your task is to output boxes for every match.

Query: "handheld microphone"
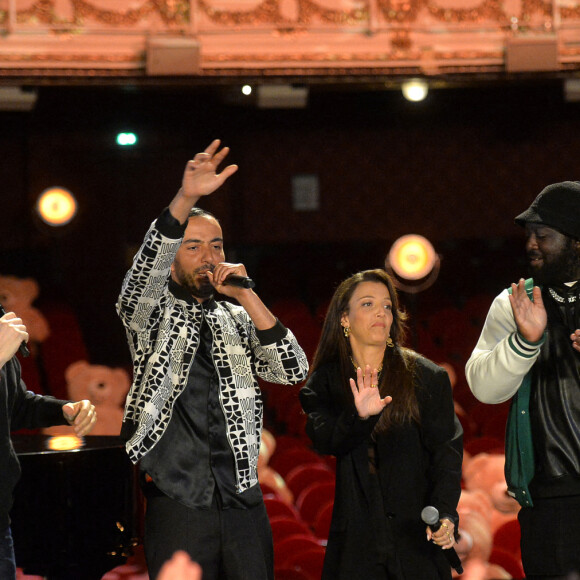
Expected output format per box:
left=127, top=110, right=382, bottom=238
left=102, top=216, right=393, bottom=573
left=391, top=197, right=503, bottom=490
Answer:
left=0, top=303, right=30, bottom=358
left=421, top=506, right=463, bottom=575
left=221, top=274, right=255, bottom=289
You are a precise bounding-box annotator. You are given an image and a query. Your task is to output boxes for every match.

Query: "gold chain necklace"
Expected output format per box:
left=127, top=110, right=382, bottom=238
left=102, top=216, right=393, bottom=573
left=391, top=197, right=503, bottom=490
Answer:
left=350, top=356, right=383, bottom=374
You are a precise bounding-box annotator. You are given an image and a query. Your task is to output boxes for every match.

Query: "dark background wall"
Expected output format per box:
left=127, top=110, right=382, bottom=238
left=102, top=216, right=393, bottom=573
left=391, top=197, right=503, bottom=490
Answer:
left=1, top=78, right=578, bottom=368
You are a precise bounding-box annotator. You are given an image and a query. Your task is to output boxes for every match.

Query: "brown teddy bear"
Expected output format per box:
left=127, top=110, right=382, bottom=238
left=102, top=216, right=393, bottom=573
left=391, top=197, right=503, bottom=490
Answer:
left=0, top=275, right=50, bottom=344
left=0, top=275, right=50, bottom=345
left=0, top=274, right=53, bottom=399
left=462, top=452, right=520, bottom=533
left=258, top=429, right=294, bottom=504
left=44, top=360, right=130, bottom=436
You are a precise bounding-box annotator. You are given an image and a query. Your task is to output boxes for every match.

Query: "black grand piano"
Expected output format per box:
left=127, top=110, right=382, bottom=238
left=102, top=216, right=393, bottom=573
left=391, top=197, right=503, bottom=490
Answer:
left=11, top=434, right=141, bottom=580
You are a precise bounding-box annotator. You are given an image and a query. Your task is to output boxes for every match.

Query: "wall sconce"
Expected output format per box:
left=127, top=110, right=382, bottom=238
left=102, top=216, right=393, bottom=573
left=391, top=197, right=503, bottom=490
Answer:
left=401, top=79, right=429, bottom=102
left=36, top=187, right=78, bottom=226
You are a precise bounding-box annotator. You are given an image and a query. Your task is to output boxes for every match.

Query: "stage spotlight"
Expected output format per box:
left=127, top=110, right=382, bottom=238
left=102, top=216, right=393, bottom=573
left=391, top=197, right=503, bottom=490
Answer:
left=385, top=234, right=440, bottom=293
left=401, top=79, right=429, bottom=102
left=242, top=85, right=253, bottom=96
left=36, top=187, right=78, bottom=226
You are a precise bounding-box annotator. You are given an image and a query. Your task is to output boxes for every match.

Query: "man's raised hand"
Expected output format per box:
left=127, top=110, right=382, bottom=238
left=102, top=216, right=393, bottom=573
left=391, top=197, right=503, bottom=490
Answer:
left=180, top=139, right=238, bottom=199
left=508, top=279, right=547, bottom=343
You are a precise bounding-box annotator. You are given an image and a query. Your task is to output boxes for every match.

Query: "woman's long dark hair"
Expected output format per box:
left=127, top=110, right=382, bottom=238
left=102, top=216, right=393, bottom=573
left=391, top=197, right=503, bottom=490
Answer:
left=311, top=269, right=420, bottom=431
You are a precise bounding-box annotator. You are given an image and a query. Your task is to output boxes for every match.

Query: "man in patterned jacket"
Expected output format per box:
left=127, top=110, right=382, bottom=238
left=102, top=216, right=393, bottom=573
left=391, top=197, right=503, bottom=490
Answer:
left=116, top=139, right=309, bottom=580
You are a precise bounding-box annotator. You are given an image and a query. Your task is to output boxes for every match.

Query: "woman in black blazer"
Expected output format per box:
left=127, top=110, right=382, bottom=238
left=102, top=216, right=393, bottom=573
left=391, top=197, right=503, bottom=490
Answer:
left=300, top=269, right=463, bottom=580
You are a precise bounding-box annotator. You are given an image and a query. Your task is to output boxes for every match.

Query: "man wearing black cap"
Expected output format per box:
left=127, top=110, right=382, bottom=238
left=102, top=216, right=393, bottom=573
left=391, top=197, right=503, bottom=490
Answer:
left=466, top=181, right=580, bottom=579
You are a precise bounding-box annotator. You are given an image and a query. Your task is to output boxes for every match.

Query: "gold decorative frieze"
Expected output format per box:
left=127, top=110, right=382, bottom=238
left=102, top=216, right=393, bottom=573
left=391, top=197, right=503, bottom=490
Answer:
left=0, top=0, right=579, bottom=78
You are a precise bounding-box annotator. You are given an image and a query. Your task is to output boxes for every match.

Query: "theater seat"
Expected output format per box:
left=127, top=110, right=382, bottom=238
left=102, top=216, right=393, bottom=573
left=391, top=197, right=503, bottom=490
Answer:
left=269, top=447, right=327, bottom=479
left=285, top=463, right=335, bottom=499
left=312, top=500, right=334, bottom=541
left=282, top=546, right=326, bottom=580
left=296, top=481, right=336, bottom=526
left=264, top=496, right=302, bottom=521
left=270, top=516, right=315, bottom=544
left=274, top=534, right=325, bottom=569
left=489, top=547, right=524, bottom=579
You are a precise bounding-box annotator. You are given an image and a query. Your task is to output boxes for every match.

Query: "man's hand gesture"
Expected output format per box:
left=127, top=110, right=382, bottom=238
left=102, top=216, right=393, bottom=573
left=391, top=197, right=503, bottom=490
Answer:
left=508, top=279, right=547, bottom=343
left=180, top=139, right=238, bottom=200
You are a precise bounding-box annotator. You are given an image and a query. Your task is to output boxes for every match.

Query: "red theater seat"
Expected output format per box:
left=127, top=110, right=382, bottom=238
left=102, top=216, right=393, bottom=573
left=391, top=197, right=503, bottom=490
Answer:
left=274, top=534, right=325, bottom=568
left=296, top=481, right=336, bottom=526
left=489, top=547, right=524, bottom=579
left=285, top=463, right=335, bottom=499
left=282, top=546, right=326, bottom=580
left=269, top=447, right=327, bottom=479
left=312, top=500, right=334, bottom=541
left=493, top=518, right=521, bottom=559
left=264, top=496, right=302, bottom=521
left=270, top=516, right=315, bottom=543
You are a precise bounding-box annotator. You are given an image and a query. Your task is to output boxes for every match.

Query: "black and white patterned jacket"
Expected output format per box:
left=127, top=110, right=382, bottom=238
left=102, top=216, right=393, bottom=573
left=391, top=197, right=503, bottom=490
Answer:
left=116, top=211, right=309, bottom=493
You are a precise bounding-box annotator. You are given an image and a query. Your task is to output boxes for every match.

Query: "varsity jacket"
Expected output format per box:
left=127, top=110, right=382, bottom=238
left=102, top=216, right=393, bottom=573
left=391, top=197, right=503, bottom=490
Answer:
left=465, top=285, right=544, bottom=405
left=465, top=281, right=544, bottom=506
left=116, top=210, right=309, bottom=493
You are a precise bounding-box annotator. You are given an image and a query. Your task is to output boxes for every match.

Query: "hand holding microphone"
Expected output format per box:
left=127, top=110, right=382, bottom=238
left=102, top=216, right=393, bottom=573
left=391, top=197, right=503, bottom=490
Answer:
left=207, top=263, right=255, bottom=293
left=220, top=274, right=255, bottom=289
left=0, top=303, right=30, bottom=360
left=421, top=506, right=463, bottom=574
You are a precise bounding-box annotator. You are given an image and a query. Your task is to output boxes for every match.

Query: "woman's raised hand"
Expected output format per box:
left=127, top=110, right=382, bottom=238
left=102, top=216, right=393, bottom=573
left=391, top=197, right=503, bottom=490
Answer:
left=349, top=365, right=392, bottom=420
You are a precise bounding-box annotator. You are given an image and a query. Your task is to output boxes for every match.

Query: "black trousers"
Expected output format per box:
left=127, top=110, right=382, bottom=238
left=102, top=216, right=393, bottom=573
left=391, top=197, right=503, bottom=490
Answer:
left=143, top=486, right=274, bottom=580
left=519, top=495, right=580, bottom=578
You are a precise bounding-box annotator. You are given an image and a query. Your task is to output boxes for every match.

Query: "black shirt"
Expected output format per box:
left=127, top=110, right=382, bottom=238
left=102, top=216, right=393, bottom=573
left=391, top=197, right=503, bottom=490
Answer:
left=140, top=301, right=262, bottom=509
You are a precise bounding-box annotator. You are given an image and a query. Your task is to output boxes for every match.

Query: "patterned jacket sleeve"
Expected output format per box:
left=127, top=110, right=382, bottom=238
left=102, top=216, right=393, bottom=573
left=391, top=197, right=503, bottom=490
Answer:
left=465, top=289, right=543, bottom=404
left=116, top=210, right=184, bottom=335
left=226, top=306, right=309, bottom=385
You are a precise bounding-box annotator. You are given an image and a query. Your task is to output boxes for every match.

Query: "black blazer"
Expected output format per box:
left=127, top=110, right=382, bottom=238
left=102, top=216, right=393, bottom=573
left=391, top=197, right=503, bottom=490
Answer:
left=1, top=356, right=68, bottom=528
left=299, top=354, right=463, bottom=580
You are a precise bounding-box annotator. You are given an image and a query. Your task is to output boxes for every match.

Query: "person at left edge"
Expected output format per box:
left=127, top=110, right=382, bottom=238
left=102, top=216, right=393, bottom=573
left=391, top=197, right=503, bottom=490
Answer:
left=1, top=312, right=97, bottom=580
left=116, top=140, right=309, bottom=580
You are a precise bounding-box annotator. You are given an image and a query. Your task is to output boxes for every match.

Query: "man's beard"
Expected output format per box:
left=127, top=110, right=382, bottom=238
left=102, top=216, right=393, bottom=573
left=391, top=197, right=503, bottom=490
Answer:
left=528, top=239, right=580, bottom=286
left=173, top=263, right=214, bottom=300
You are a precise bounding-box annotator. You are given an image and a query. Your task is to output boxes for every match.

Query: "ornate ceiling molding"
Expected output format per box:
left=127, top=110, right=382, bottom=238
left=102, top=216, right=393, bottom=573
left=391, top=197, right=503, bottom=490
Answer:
left=0, top=0, right=579, bottom=81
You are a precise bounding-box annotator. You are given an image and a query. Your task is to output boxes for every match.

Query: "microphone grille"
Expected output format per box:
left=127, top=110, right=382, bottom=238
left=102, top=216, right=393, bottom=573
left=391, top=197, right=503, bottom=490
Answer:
left=421, top=505, right=440, bottom=526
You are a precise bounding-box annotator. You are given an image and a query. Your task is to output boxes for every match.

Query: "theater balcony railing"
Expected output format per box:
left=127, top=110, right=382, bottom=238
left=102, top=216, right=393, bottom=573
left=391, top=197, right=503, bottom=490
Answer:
left=0, top=0, right=579, bottom=83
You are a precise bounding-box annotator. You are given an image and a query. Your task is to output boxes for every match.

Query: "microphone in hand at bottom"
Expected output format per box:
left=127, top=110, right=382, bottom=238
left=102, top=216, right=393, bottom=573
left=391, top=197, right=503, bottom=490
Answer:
left=221, top=274, right=255, bottom=289
left=0, top=302, right=30, bottom=358
left=421, top=505, right=463, bottom=575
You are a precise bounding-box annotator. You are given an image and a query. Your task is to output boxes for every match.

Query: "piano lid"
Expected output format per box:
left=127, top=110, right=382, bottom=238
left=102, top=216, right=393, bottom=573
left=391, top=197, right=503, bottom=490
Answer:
left=13, top=433, right=127, bottom=455
left=11, top=434, right=141, bottom=580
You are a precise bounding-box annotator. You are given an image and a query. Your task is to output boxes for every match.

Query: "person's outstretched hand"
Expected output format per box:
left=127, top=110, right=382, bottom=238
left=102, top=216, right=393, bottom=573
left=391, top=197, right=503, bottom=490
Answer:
left=349, top=365, right=392, bottom=420
left=508, top=279, right=546, bottom=343
left=62, top=400, right=97, bottom=436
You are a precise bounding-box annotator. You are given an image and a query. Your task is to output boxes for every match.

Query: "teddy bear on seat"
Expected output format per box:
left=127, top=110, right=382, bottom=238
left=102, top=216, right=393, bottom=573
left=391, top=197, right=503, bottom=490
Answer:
left=0, top=275, right=50, bottom=346
left=462, top=452, right=520, bottom=533
left=44, top=360, right=130, bottom=437
left=258, top=429, right=294, bottom=504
